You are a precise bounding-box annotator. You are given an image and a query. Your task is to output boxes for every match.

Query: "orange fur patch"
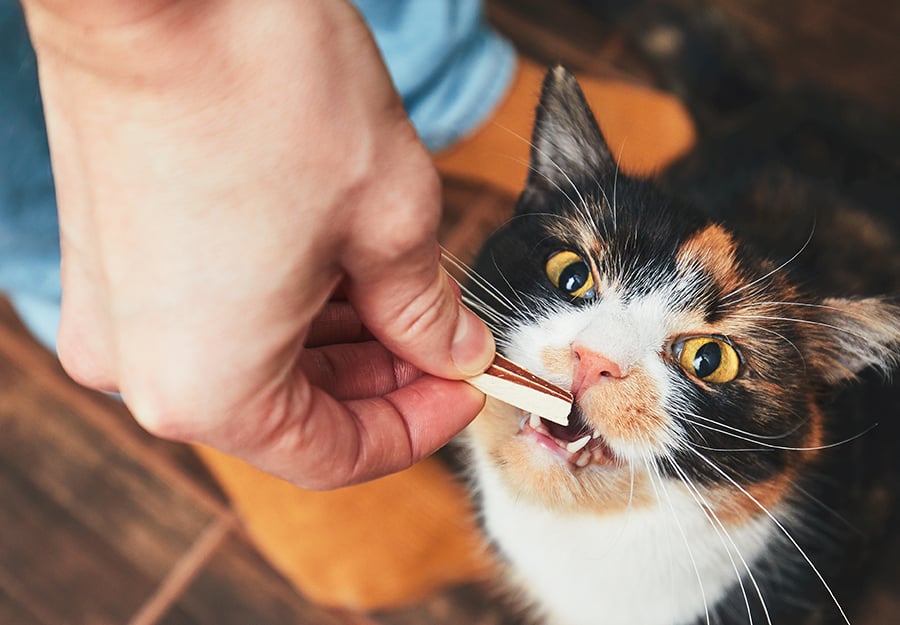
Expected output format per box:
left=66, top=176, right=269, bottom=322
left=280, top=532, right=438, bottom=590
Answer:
left=709, top=399, right=825, bottom=527
left=677, top=224, right=743, bottom=295
left=580, top=365, right=669, bottom=448
left=541, top=346, right=574, bottom=379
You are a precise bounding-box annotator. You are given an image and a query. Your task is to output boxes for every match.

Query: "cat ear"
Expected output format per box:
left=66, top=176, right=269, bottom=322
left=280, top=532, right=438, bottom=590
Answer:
left=525, top=66, right=614, bottom=192
left=810, top=297, right=900, bottom=384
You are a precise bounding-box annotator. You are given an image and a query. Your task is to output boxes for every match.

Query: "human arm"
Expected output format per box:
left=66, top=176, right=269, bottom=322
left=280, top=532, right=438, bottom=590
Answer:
left=20, top=0, right=494, bottom=488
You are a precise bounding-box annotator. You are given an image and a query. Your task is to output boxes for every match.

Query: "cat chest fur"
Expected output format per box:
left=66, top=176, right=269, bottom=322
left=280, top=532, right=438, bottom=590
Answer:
left=475, top=456, right=776, bottom=625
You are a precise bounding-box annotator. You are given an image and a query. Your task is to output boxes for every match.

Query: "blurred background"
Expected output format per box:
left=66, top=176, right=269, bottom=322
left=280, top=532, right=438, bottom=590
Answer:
left=1, top=0, right=898, bottom=623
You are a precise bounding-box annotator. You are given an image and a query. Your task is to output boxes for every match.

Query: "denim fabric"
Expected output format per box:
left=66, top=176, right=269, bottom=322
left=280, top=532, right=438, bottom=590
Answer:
left=354, top=0, right=515, bottom=151
left=0, top=1, right=60, bottom=348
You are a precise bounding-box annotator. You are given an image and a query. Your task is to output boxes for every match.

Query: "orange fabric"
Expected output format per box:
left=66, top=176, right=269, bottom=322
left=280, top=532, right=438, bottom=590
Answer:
left=434, top=58, right=696, bottom=196
left=195, top=59, right=696, bottom=611
left=194, top=446, right=493, bottom=610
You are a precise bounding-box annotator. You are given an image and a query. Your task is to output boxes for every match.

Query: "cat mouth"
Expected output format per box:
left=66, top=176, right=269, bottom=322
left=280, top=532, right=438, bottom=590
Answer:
left=520, top=405, right=618, bottom=469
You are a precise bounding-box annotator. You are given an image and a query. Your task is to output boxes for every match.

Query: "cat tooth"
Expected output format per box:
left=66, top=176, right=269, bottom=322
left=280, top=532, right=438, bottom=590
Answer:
left=591, top=431, right=601, bottom=440
left=574, top=452, right=592, bottom=468
left=566, top=435, right=591, bottom=454
left=529, top=413, right=542, bottom=430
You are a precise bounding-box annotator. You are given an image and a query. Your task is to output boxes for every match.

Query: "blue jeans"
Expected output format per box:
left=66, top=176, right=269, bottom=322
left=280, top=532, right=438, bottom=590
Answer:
left=0, top=0, right=515, bottom=348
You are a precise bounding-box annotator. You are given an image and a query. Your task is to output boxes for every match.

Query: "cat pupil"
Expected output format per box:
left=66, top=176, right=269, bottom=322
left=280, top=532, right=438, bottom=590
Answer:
left=560, top=262, right=588, bottom=294
left=693, top=342, right=722, bottom=378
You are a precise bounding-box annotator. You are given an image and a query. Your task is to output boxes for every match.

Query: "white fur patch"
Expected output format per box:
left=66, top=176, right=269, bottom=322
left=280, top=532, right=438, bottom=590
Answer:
left=475, top=455, right=775, bottom=625
left=504, top=285, right=691, bottom=460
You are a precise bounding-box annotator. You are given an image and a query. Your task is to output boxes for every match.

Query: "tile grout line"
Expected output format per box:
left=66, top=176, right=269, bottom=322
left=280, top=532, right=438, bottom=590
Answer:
left=127, top=513, right=238, bottom=625
left=0, top=321, right=229, bottom=517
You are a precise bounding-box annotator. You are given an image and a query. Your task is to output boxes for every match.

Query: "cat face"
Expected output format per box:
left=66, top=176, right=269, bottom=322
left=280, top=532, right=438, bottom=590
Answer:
left=464, top=67, right=900, bottom=520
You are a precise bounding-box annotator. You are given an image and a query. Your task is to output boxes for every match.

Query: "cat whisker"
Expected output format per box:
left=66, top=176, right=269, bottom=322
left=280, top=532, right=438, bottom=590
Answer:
left=675, top=412, right=877, bottom=452
left=442, top=248, right=522, bottom=315
left=640, top=454, right=679, bottom=617
left=593, top=184, right=612, bottom=240
left=721, top=221, right=816, bottom=304
left=741, top=322, right=807, bottom=373
left=643, top=450, right=712, bottom=625
left=789, top=481, right=864, bottom=537
left=490, top=250, right=530, bottom=311
left=740, top=300, right=848, bottom=313
left=612, top=139, right=623, bottom=234
left=514, top=151, right=602, bottom=235
left=444, top=263, right=526, bottom=335
left=671, top=406, right=804, bottom=441
left=686, top=447, right=852, bottom=625
left=495, top=121, right=608, bottom=237
left=664, top=453, right=771, bottom=625
left=513, top=150, right=610, bottom=242
left=627, top=462, right=636, bottom=510
left=458, top=290, right=508, bottom=328
left=730, top=313, right=881, bottom=346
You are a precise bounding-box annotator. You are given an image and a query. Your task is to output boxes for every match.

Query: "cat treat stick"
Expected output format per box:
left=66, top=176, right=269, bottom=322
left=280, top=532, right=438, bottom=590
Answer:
left=466, top=354, right=573, bottom=426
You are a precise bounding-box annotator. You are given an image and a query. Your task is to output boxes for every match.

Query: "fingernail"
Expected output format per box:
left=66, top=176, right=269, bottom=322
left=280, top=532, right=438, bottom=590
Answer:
left=452, top=305, right=495, bottom=377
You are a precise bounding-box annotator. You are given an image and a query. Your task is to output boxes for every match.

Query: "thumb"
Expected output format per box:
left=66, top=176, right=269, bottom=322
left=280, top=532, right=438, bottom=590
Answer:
left=344, top=240, right=495, bottom=380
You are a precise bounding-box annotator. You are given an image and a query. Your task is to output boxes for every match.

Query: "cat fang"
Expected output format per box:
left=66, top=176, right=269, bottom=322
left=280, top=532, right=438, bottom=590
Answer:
left=519, top=410, right=619, bottom=469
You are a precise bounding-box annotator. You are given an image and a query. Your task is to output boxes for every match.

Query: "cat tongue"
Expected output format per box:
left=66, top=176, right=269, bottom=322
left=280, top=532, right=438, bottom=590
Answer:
left=543, top=407, right=588, bottom=442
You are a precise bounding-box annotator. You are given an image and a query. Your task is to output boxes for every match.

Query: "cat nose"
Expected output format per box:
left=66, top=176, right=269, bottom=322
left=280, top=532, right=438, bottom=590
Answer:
left=572, top=346, right=624, bottom=395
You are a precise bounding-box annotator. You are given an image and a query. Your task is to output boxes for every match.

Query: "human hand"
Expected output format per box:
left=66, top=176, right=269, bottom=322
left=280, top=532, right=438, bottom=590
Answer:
left=21, top=0, right=495, bottom=488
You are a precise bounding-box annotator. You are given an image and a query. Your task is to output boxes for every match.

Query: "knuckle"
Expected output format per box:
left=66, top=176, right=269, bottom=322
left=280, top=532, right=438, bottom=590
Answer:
left=379, top=230, right=432, bottom=267
left=56, top=330, right=116, bottom=391
left=370, top=172, right=442, bottom=261
left=118, top=362, right=205, bottom=442
left=125, top=387, right=192, bottom=441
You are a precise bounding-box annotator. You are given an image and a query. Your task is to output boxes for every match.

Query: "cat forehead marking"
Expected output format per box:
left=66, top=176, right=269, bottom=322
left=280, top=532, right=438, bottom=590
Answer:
left=676, top=224, right=742, bottom=292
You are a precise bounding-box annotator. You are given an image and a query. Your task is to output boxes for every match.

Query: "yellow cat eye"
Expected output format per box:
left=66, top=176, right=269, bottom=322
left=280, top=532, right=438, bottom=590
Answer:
left=545, top=251, right=595, bottom=299
left=677, top=336, right=741, bottom=384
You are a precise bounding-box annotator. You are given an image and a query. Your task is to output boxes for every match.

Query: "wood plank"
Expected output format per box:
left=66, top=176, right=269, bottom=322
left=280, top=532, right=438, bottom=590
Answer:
left=0, top=297, right=229, bottom=516
left=0, top=576, right=56, bottom=625
left=0, top=306, right=234, bottom=623
left=157, top=532, right=364, bottom=625
left=707, top=0, right=900, bottom=116
left=440, top=177, right=514, bottom=265
left=130, top=516, right=238, bottom=625
left=0, top=463, right=155, bottom=623
left=0, top=354, right=214, bottom=583
left=372, top=583, right=524, bottom=625
left=488, top=0, right=654, bottom=86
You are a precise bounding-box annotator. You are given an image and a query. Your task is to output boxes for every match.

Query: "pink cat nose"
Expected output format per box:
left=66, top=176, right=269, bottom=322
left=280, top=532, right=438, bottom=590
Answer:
left=572, top=346, right=624, bottom=395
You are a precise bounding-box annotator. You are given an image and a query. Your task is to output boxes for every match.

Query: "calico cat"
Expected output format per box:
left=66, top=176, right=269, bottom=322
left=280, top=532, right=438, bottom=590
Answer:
left=460, top=66, right=900, bottom=625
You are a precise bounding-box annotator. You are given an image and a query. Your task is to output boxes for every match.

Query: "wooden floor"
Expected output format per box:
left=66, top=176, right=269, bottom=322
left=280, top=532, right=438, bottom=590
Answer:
left=2, top=1, right=898, bottom=624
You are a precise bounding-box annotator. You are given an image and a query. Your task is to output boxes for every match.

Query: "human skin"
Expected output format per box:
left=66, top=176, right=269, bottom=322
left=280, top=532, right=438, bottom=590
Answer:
left=20, top=0, right=495, bottom=488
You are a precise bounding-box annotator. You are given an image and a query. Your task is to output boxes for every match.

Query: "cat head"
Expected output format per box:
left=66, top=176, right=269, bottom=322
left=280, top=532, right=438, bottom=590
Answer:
left=465, top=66, right=900, bottom=516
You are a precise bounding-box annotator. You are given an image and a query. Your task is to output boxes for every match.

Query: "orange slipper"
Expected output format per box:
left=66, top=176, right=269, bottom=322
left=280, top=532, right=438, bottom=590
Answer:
left=194, top=446, right=494, bottom=610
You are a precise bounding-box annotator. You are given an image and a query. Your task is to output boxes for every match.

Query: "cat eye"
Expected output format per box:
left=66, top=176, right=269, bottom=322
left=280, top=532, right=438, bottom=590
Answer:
left=545, top=251, right=595, bottom=299
left=675, top=336, right=741, bottom=384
